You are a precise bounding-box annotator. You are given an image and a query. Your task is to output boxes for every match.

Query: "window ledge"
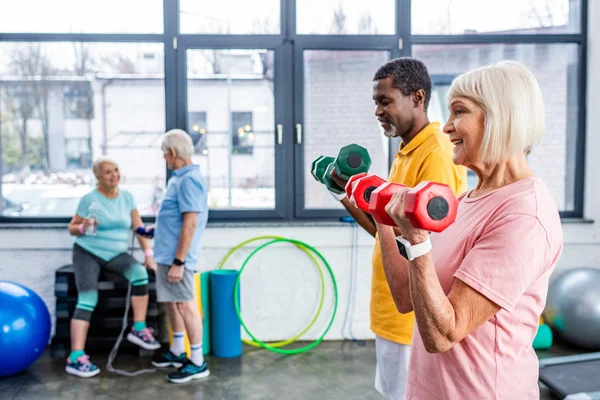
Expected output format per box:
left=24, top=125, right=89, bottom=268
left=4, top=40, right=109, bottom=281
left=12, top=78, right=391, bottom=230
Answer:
left=0, top=220, right=357, bottom=230
left=560, top=218, right=594, bottom=224
left=0, top=218, right=593, bottom=229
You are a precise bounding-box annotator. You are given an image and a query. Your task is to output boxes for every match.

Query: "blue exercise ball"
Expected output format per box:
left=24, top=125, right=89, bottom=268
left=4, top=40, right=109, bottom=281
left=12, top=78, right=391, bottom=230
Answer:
left=0, top=281, right=51, bottom=376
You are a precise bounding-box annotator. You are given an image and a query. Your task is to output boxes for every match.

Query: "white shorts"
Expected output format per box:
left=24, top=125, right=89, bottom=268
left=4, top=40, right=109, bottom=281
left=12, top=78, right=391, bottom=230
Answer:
left=375, top=335, right=411, bottom=400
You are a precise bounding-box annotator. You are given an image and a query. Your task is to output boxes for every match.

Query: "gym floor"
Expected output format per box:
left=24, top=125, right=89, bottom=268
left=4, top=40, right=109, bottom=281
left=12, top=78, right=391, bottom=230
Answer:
left=0, top=339, right=582, bottom=400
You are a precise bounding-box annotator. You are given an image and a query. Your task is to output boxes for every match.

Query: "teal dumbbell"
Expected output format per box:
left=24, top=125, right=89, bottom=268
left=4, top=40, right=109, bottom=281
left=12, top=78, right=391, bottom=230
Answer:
left=333, top=144, right=372, bottom=180
left=311, top=144, right=372, bottom=195
left=311, top=156, right=335, bottom=182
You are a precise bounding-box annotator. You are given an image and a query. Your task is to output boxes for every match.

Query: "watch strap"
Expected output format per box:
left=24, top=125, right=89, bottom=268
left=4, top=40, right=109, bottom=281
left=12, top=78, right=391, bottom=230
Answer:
left=396, top=235, right=432, bottom=261
left=173, top=258, right=185, bottom=266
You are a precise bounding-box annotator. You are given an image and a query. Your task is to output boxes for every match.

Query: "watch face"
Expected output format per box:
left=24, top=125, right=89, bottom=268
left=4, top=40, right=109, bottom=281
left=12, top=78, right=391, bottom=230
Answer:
left=396, top=240, right=408, bottom=260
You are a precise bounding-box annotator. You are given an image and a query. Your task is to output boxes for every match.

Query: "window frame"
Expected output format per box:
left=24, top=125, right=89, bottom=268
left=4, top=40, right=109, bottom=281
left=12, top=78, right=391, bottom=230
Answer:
left=0, top=0, right=588, bottom=223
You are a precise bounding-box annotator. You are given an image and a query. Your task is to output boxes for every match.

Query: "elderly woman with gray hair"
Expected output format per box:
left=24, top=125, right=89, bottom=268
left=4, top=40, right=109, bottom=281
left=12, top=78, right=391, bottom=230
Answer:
left=144, top=129, right=210, bottom=383
left=377, top=61, right=563, bottom=399
left=66, top=157, right=160, bottom=378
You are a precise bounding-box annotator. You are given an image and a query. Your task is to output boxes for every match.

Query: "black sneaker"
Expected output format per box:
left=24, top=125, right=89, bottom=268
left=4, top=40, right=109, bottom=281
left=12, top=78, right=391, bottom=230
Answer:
left=151, top=350, right=187, bottom=368
left=166, top=360, right=210, bottom=383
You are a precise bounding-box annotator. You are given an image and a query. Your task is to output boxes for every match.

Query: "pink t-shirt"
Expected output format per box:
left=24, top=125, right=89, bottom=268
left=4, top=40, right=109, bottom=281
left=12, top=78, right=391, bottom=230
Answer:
left=405, top=177, right=563, bottom=400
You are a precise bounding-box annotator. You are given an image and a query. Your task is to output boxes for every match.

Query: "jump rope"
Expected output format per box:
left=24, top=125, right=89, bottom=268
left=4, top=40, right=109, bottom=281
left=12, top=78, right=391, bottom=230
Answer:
left=105, top=231, right=156, bottom=377
left=340, top=217, right=366, bottom=346
left=105, top=219, right=365, bottom=375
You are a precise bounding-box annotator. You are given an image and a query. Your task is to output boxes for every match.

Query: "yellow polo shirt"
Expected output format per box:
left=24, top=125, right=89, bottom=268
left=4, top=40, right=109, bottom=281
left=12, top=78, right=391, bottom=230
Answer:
left=370, top=122, right=468, bottom=345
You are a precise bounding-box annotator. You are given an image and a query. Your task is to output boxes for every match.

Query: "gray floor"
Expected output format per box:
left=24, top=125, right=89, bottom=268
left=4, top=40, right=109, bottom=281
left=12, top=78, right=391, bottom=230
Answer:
left=0, top=340, right=580, bottom=400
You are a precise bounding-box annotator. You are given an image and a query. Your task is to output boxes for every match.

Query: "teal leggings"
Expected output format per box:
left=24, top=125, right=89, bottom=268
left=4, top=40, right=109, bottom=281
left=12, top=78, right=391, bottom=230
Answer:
left=72, top=244, right=148, bottom=321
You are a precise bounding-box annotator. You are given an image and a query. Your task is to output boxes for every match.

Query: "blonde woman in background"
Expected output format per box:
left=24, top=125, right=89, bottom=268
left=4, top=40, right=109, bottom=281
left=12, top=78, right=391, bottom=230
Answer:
left=65, top=157, right=160, bottom=378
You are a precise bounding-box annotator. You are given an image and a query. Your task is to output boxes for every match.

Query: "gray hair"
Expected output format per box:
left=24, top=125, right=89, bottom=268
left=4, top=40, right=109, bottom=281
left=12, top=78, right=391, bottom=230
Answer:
left=447, top=60, right=545, bottom=163
left=92, top=156, right=119, bottom=181
left=162, top=129, right=194, bottom=160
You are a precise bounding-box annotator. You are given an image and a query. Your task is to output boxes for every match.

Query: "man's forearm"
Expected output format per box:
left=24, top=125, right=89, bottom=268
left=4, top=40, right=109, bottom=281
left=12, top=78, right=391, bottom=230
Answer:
left=377, top=224, right=412, bottom=313
left=175, top=220, right=196, bottom=261
left=340, top=198, right=376, bottom=237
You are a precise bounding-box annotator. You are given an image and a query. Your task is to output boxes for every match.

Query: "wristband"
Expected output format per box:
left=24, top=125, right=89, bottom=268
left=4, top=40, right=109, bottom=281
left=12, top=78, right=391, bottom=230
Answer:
left=396, top=235, right=432, bottom=261
left=173, top=258, right=185, bottom=266
left=144, top=248, right=154, bottom=257
left=78, top=223, right=85, bottom=234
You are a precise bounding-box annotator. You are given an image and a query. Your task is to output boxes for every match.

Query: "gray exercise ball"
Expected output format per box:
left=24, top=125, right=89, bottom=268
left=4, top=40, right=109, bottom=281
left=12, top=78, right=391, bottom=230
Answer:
left=543, top=267, right=600, bottom=350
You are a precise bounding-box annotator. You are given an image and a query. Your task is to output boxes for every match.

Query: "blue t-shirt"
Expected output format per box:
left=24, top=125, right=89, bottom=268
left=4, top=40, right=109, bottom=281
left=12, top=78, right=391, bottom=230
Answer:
left=154, top=164, right=208, bottom=271
left=74, top=189, right=136, bottom=262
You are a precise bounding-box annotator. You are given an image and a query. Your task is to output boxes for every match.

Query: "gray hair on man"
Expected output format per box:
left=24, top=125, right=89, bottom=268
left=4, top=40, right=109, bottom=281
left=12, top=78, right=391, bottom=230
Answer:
left=162, top=129, right=195, bottom=160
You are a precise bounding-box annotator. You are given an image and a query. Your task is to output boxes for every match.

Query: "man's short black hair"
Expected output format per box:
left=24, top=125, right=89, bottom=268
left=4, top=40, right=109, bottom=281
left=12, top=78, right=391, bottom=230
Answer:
left=373, top=57, right=432, bottom=112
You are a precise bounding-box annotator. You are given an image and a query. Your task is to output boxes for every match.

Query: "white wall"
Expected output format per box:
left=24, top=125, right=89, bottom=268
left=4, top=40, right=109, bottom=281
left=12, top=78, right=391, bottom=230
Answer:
left=0, top=224, right=376, bottom=342
left=1, top=1, right=600, bottom=344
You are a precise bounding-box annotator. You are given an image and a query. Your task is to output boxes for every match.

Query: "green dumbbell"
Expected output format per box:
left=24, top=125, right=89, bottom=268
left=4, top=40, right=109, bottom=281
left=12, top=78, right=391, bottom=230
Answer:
left=322, top=163, right=345, bottom=194
left=334, top=144, right=372, bottom=180
left=318, top=144, right=372, bottom=195
left=311, top=156, right=335, bottom=182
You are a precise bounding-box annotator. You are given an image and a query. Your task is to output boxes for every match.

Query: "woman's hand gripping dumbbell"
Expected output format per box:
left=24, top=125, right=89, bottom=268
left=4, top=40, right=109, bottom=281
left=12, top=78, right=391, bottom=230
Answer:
left=344, top=173, right=458, bottom=233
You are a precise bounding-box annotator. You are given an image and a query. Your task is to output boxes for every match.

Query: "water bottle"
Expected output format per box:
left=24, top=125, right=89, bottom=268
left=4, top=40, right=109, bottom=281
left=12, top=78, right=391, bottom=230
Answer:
left=86, top=202, right=98, bottom=236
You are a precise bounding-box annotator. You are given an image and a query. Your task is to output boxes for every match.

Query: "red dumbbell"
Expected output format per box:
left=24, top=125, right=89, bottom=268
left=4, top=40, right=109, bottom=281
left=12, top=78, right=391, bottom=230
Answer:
left=369, top=181, right=458, bottom=232
left=346, top=174, right=386, bottom=211
left=345, top=172, right=368, bottom=200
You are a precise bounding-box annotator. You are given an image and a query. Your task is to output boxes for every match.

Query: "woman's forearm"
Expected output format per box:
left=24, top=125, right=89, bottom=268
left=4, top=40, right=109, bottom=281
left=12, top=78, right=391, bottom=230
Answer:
left=409, top=252, right=457, bottom=353
left=136, top=235, right=151, bottom=251
left=378, top=224, right=412, bottom=313
left=68, top=222, right=84, bottom=236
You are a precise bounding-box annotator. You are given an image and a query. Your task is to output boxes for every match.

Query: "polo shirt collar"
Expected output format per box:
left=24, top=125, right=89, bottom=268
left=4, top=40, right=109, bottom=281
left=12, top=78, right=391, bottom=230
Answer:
left=398, top=122, right=440, bottom=156
left=172, top=164, right=198, bottom=176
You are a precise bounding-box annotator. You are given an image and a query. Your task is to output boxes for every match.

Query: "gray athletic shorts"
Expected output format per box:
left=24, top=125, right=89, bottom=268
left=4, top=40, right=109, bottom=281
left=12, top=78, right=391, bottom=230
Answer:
left=156, top=263, right=196, bottom=302
left=72, top=243, right=148, bottom=293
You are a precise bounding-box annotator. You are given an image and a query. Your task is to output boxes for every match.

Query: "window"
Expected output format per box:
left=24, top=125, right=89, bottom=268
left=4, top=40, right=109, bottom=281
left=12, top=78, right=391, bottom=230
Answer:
left=180, top=0, right=280, bottom=34
left=297, top=0, right=395, bottom=35
left=186, top=49, right=275, bottom=210
left=414, top=43, right=580, bottom=212
left=0, top=42, right=165, bottom=218
left=65, top=138, right=91, bottom=169
left=188, top=111, right=208, bottom=155
left=231, top=112, right=254, bottom=155
left=63, top=83, right=93, bottom=120
left=0, top=1, right=587, bottom=221
left=302, top=50, right=391, bottom=210
left=412, top=0, right=580, bottom=35
left=0, top=0, right=163, bottom=34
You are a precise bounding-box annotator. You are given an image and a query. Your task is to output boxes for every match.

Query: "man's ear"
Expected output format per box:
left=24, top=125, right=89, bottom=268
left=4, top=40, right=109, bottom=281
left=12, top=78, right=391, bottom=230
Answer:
left=413, top=89, right=425, bottom=108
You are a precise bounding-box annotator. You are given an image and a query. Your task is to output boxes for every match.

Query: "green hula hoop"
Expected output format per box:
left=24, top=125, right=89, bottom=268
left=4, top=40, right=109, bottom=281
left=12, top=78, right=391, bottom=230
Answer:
left=234, top=238, right=338, bottom=355
left=217, top=235, right=325, bottom=348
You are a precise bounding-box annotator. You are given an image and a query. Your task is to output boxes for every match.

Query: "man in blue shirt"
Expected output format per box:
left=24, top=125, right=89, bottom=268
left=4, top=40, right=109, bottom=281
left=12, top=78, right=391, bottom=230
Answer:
left=150, top=129, right=210, bottom=383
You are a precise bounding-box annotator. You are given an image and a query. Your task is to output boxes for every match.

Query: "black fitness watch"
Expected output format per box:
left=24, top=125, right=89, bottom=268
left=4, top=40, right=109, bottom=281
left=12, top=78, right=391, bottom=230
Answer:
left=173, top=258, right=186, bottom=266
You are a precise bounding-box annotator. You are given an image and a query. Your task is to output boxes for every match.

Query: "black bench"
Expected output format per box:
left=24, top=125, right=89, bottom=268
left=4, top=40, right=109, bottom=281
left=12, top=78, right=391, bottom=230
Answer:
left=51, top=264, right=165, bottom=358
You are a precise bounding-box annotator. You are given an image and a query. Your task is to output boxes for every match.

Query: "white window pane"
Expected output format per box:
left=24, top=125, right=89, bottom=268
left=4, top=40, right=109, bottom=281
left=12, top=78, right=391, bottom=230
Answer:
left=303, top=50, right=390, bottom=209
left=414, top=43, right=579, bottom=211
left=0, top=0, right=163, bottom=34
left=187, top=49, right=275, bottom=209
left=412, top=0, right=580, bottom=35
left=297, top=0, right=395, bottom=35
left=0, top=42, right=165, bottom=217
left=180, top=0, right=280, bottom=34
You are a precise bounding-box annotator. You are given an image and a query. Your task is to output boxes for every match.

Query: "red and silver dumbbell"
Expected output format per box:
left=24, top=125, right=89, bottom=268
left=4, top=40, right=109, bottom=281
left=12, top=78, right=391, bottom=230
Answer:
left=347, top=174, right=458, bottom=232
